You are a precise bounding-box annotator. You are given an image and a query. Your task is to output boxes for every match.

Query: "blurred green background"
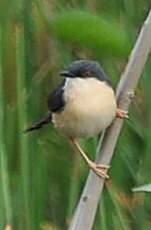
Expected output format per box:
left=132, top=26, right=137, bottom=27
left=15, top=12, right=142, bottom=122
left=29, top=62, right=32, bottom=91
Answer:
left=0, top=0, right=151, bottom=229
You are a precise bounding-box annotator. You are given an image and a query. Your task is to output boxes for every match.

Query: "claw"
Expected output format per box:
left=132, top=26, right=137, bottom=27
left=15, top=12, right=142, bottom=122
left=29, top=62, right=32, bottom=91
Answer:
left=70, top=139, right=110, bottom=179
left=96, top=164, right=110, bottom=169
left=89, top=162, right=110, bottom=179
left=116, top=108, right=129, bottom=119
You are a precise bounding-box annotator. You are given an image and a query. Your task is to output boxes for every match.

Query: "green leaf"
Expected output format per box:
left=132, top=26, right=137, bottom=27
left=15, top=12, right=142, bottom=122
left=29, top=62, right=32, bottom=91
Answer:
left=49, top=10, right=131, bottom=57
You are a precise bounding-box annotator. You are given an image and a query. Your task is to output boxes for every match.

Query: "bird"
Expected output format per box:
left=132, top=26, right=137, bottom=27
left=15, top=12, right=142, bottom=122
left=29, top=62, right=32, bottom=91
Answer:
left=25, top=60, right=128, bottom=179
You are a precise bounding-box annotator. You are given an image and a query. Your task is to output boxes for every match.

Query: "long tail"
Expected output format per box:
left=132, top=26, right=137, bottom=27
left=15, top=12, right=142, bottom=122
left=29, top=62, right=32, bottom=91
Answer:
left=25, top=112, right=52, bottom=133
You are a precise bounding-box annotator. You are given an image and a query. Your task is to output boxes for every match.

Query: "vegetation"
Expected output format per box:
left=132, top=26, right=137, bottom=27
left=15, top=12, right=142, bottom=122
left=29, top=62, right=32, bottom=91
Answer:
left=0, top=0, right=151, bottom=229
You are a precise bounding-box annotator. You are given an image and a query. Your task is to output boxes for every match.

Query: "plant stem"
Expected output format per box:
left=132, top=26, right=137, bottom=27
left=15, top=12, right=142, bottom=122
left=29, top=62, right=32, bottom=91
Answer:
left=16, top=25, right=31, bottom=229
left=69, top=7, right=151, bottom=230
left=0, top=27, right=13, bottom=227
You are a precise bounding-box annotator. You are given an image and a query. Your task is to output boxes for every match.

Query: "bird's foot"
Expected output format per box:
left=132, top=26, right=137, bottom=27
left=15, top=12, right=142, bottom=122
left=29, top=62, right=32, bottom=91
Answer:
left=88, top=162, right=110, bottom=179
left=116, top=108, right=129, bottom=119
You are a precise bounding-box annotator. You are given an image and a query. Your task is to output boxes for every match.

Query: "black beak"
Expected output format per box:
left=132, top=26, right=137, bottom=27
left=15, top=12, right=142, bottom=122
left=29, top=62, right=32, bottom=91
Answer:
left=60, top=70, right=75, bottom=78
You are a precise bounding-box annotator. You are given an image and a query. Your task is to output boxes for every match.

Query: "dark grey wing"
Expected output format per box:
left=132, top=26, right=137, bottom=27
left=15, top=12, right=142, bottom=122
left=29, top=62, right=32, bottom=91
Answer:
left=47, top=80, right=65, bottom=112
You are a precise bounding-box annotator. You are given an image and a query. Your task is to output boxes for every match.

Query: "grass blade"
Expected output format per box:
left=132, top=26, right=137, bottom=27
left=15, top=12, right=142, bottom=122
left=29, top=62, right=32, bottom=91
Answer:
left=16, top=25, right=32, bottom=229
left=0, top=27, right=13, bottom=229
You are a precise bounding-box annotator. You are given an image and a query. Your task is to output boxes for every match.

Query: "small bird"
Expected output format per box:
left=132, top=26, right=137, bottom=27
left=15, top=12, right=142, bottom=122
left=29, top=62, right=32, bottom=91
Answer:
left=25, top=60, right=128, bottom=178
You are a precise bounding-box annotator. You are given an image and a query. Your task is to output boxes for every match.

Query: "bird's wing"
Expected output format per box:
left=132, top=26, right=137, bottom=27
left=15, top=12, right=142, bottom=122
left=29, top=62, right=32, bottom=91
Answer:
left=47, top=79, right=65, bottom=112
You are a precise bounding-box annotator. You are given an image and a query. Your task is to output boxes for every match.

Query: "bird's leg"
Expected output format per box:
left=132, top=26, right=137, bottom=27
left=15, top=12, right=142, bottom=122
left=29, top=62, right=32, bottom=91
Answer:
left=116, top=108, right=129, bottom=119
left=70, top=138, right=110, bottom=179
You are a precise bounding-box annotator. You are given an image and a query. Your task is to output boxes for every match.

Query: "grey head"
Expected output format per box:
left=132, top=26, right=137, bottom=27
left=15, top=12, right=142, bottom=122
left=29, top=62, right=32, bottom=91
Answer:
left=60, top=60, right=112, bottom=86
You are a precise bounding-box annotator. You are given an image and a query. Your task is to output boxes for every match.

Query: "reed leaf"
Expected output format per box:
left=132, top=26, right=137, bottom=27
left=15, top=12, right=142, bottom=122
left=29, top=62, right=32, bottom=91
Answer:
left=0, top=27, right=13, bottom=228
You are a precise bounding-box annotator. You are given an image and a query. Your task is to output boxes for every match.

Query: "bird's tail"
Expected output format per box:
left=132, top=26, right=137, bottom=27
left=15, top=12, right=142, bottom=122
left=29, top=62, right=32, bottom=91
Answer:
left=25, top=112, right=52, bottom=133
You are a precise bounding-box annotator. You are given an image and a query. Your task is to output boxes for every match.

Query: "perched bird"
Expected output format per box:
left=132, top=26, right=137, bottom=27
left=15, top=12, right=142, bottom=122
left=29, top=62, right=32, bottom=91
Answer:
left=25, top=60, right=128, bottom=178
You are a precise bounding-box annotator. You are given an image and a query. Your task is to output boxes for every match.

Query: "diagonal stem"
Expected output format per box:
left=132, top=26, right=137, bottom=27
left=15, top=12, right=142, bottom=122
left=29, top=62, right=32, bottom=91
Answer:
left=69, top=7, right=151, bottom=230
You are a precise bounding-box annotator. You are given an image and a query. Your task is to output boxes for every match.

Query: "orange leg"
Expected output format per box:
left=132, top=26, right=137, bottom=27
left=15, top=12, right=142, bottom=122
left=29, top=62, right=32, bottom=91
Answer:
left=70, top=138, right=110, bottom=179
left=116, top=108, right=129, bottom=119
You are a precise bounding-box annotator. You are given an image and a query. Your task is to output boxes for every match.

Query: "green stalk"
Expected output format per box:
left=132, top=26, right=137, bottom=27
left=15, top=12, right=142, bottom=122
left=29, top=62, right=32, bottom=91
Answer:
left=99, top=195, right=108, bottom=230
left=0, top=27, right=13, bottom=227
left=107, top=185, right=130, bottom=230
left=67, top=155, right=81, bottom=219
left=16, top=25, right=31, bottom=229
